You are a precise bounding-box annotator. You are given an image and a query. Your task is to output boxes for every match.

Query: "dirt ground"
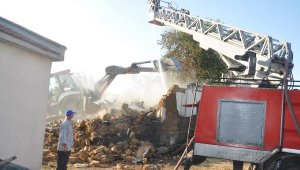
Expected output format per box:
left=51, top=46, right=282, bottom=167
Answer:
left=42, top=158, right=252, bottom=170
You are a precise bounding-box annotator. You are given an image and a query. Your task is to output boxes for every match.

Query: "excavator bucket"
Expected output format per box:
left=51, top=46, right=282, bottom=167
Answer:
left=160, top=57, right=182, bottom=71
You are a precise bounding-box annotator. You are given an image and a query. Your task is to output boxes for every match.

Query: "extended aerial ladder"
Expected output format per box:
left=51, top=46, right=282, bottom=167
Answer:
left=148, top=0, right=293, bottom=87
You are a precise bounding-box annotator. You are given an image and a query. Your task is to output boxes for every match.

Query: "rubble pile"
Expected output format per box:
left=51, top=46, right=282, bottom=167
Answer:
left=43, top=105, right=161, bottom=168
left=43, top=85, right=194, bottom=168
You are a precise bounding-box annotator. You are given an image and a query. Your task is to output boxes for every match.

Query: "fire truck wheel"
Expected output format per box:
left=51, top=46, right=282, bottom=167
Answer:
left=262, top=153, right=300, bottom=170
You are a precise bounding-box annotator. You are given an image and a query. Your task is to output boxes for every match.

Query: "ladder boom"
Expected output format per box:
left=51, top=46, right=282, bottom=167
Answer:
left=148, top=0, right=293, bottom=83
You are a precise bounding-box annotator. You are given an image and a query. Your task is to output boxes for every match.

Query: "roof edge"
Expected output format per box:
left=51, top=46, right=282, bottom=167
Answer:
left=0, top=16, right=66, bottom=61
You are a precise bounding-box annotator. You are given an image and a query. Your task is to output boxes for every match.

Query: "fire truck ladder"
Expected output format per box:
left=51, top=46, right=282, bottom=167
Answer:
left=148, top=0, right=293, bottom=86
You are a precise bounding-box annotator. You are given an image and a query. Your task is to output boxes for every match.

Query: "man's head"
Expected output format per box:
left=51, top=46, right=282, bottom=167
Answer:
left=65, top=109, right=76, bottom=119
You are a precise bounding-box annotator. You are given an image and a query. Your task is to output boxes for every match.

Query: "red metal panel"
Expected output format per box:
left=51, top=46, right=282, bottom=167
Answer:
left=283, top=90, right=300, bottom=149
left=195, top=86, right=282, bottom=151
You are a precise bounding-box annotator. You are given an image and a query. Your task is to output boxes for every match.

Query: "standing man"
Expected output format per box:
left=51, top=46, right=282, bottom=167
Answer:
left=56, top=109, right=76, bottom=170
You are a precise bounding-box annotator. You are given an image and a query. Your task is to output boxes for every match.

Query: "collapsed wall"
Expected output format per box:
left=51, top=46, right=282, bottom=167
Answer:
left=151, top=85, right=195, bottom=148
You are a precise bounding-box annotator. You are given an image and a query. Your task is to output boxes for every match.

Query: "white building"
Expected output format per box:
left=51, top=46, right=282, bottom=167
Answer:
left=0, top=16, right=66, bottom=169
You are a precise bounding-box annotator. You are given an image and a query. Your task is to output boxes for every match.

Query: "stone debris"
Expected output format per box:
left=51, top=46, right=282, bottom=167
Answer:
left=43, top=85, right=194, bottom=168
left=43, top=107, right=157, bottom=167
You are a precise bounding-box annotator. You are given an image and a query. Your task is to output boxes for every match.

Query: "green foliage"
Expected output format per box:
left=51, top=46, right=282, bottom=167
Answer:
left=158, top=29, right=227, bottom=84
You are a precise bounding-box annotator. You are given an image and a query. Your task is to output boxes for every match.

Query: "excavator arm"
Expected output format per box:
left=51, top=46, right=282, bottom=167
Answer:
left=89, top=57, right=181, bottom=102
left=148, top=0, right=293, bottom=86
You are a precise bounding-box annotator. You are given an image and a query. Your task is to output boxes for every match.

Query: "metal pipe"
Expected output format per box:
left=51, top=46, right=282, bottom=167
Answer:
left=283, top=59, right=300, bottom=135
left=279, top=86, right=285, bottom=147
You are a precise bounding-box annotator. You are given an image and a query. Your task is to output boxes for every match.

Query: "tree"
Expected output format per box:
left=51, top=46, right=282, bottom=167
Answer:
left=158, top=29, right=227, bottom=85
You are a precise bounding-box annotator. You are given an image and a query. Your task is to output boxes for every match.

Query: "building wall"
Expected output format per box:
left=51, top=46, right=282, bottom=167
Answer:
left=0, top=41, right=52, bottom=169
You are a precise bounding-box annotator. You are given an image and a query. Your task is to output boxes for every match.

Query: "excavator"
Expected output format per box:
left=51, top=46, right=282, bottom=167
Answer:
left=148, top=0, right=300, bottom=170
left=47, top=57, right=181, bottom=115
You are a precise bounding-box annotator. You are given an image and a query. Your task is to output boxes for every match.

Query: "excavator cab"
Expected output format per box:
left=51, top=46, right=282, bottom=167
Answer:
left=48, top=69, right=84, bottom=115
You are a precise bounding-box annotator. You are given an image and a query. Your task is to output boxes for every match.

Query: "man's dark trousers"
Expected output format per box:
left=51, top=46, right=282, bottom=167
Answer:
left=56, top=151, right=71, bottom=170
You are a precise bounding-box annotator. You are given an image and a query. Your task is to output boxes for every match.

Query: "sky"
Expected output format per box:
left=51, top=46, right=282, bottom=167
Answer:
left=0, top=0, right=299, bottom=105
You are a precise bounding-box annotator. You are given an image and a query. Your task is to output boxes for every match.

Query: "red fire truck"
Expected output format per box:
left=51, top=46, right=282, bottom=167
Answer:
left=148, top=1, right=300, bottom=169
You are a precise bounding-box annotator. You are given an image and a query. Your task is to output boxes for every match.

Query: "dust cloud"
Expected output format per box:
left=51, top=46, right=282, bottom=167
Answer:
left=72, top=71, right=186, bottom=108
